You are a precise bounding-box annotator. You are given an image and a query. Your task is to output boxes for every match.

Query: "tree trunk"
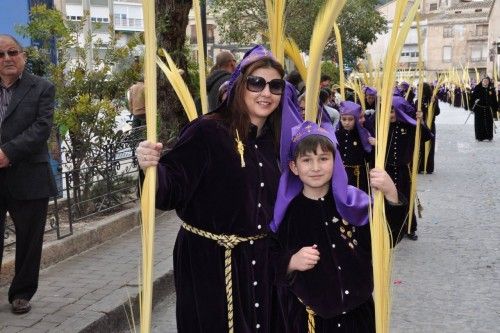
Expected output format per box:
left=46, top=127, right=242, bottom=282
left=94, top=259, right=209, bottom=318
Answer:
left=156, top=0, right=193, bottom=145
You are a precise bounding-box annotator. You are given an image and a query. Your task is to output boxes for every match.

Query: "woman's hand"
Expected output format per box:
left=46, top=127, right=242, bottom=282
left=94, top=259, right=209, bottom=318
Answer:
left=369, top=168, right=399, bottom=204
left=287, top=245, right=320, bottom=273
left=368, top=136, right=376, bottom=146
left=136, top=141, right=163, bottom=170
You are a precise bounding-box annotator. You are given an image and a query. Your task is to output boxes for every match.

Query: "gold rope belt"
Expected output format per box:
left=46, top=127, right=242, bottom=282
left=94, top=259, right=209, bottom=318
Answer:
left=298, top=298, right=316, bottom=333
left=305, top=306, right=316, bottom=333
left=181, top=222, right=267, bottom=333
left=344, top=164, right=361, bottom=188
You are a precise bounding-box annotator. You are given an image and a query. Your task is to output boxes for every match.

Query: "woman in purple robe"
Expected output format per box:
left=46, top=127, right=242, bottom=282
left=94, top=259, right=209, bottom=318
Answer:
left=136, top=45, right=290, bottom=332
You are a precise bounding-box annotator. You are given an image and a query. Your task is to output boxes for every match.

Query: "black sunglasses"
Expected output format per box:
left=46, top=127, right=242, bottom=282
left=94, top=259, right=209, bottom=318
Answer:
left=0, top=50, right=21, bottom=59
left=246, top=75, right=285, bottom=95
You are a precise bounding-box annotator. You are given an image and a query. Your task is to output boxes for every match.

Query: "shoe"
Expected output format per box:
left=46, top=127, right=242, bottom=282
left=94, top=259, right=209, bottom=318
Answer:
left=406, top=232, right=418, bottom=241
left=11, top=299, right=31, bottom=314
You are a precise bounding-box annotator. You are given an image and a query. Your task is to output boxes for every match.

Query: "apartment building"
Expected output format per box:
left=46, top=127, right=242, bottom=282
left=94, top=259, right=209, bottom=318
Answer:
left=366, top=0, right=497, bottom=79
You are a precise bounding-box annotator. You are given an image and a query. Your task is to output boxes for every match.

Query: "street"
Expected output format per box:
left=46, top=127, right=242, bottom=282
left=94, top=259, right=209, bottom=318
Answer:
left=142, top=102, right=500, bottom=332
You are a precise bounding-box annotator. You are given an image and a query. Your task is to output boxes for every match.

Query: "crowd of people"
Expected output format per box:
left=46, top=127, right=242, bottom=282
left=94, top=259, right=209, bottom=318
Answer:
left=132, top=44, right=479, bottom=332
left=437, top=78, right=499, bottom=141
left=1, top=26, right=497, bottom=331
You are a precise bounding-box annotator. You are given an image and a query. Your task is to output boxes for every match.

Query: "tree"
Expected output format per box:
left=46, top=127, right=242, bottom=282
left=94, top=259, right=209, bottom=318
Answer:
left=17, top=5, right=141, bottom=209
left=155, top=0, right=194, bottom=145
left=210, top=0, right=387, bottom=68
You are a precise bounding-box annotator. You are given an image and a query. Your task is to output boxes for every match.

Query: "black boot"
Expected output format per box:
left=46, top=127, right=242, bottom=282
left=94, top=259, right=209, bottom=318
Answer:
left=406, top=231, right=418, bottom=241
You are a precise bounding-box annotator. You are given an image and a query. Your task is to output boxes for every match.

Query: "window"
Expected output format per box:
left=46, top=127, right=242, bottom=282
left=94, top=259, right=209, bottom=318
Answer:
left=401, top=45, right=419, bottom=58
left=455, top=10, right=461, bottom=14
left=476, top=24, right=488, bottom=36
left=430, top=3, right=438, bottom=11
left=470, top=45, right=488, bottom=62
left=443, top=26, right=453, bottom=38
left=475, top=9, right=482, bottom=12
left=207, top=24, right=215, bottom=44
left=67, top=15, right=82, bottom=21
left=114, top=13, right=127, bottom=26
left=442, top=46, right=452, bottom=62
left=190, top=25, right=197, bottom=44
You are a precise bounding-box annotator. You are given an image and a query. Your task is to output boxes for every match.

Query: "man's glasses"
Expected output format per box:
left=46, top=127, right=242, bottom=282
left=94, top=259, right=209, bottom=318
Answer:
left=0, top=50, right=21, bottom=59
left=246, top=75, right=285, bottom=95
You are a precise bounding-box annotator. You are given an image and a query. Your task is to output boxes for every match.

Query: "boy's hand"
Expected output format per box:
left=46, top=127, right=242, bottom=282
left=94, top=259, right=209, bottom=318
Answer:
left=288, top=245, right=320, bottom=273
left=369, top=168, right=399, bottom=204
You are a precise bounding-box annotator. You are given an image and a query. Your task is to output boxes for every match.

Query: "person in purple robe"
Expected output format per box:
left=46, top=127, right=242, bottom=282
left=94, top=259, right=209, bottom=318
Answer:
left=384, top=96, right=432, bottom=242
left=270, top=121, right=406, bottom=332
left=135, top=45, right=290, bottom=332
left=363, top=86, right=377, bottom=113
left=418, top=83, right=440, bottom=174
left=453, top=86, right=462, bottom=108
left=335, top=101, right=374, bottom=193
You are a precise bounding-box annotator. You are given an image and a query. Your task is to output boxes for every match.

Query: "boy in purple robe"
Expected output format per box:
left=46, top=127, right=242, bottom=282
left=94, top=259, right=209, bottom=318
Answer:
left=384, top=96, right=432, bottom=242
left=271, top=121, right=407, bottom=332
left=335, top=101, right=374, bottom=193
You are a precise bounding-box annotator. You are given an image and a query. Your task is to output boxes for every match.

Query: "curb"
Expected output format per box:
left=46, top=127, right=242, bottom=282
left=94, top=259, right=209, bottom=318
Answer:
left=1, top=207, right=140, bottom=286
left=53, top=210, right=178, bottom=333
left=55, top=265, right=175, bottom=333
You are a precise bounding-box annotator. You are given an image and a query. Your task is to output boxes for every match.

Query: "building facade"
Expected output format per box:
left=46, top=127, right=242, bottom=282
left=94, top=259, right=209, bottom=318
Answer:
left=366, top=0, right=497, bottom=79
left=487, top=0, right=500, bottom=76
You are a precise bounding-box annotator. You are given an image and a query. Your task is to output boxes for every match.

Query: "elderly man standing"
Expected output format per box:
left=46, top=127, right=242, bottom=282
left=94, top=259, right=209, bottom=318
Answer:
left=0, top=34, right=56, bottom=314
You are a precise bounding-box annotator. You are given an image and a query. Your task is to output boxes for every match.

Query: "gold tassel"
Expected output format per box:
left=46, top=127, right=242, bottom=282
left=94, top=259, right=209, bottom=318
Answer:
left=235, top=130, right=245, bottom=168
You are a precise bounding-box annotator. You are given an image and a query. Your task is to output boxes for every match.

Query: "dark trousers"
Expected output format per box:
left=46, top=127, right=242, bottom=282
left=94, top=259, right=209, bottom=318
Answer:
left=0, top=191, right=48, bottom=303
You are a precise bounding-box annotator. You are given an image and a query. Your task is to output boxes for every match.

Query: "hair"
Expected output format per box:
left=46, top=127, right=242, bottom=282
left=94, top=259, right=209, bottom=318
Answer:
left=0, top=34, right=24, bottom=51
left=422, top=82, right=432, bottom=101
left=211, top=57, right=285, bottom=148
left=319, top=88, right=331, bottom=104
left=210, top=51, right=235, bottom=73
left=320, top=74, right=332, bottom=82
left=286, top=70, right=303, bottom=86
left=292, top=135, right=336, bottom=161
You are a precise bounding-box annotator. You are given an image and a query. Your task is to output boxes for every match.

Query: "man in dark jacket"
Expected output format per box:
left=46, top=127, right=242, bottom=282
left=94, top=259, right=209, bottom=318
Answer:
left=206, top=51, right=236, bottom=111
left=0, top=34, right=57, bottom=314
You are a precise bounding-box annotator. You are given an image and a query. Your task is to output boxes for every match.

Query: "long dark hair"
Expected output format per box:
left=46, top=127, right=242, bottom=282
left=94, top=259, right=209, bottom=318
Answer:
left=211, top=57, right=285, bottom=148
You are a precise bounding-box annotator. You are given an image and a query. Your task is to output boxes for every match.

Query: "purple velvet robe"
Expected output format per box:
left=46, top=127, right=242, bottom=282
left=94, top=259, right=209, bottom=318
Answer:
left=274, top=190, right=407, bottom=332
left=385, top=121, right=431, bottom=239
left=156, top=117, right=282, bottom=332
left=335, top=127, right=372, bottom=193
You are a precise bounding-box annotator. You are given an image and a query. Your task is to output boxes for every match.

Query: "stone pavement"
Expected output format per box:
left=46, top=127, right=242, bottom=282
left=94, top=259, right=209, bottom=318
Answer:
left=390, top=103, right=500, bottom=332
left=0, top=210, right=181, bottom=333
left=2, top=102, right=498, bottom=333
left=143, top=102, right=500, bottom=332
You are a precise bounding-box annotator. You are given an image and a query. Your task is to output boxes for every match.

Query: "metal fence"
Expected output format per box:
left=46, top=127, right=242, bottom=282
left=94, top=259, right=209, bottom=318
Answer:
left=3, top=126, right=146, bottom=248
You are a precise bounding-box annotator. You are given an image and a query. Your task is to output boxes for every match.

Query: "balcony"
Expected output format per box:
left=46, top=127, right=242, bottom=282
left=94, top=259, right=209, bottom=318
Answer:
left=114, top=17, right=143, bottom=32
left=468, top=31, right=488, bottom=41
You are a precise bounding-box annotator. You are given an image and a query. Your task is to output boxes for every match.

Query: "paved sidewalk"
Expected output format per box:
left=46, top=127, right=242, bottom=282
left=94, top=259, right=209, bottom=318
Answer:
left=0, top=209, right=181, bottom=333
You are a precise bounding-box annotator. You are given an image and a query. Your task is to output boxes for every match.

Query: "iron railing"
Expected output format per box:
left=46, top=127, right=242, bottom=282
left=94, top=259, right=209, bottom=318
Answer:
left=3, top=125, right=146, bottom=248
